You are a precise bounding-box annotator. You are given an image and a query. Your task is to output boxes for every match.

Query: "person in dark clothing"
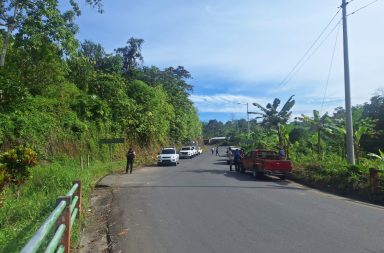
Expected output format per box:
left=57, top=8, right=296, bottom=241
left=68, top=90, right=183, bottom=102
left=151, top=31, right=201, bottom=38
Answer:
left=216, top=146, right=219, bottom=156
left=234, top=149, right=241, bottom=171
left=126, top=148, right=136, bottom=174
left=279, top=146, right=286, bottom=160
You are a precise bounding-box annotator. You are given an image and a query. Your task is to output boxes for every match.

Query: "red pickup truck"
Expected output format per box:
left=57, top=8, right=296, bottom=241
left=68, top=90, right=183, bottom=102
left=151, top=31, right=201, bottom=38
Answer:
left=240, top=149, right=292, bottom=180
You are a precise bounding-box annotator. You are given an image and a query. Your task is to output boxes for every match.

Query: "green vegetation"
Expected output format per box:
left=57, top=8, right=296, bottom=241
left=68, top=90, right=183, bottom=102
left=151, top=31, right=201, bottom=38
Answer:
left=0, top=159, right=122, bottom=252
left=203, top=94, right=384, bottom=202
left=0, top=1, right=201, bottom=251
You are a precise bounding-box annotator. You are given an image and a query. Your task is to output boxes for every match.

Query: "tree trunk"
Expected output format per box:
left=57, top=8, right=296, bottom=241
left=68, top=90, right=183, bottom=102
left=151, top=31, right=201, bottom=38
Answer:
left=277, top=125, right=283, bottom=147
left=0, top=28, right=12, bottom=67
left=0, top=2, right=20, bottom=67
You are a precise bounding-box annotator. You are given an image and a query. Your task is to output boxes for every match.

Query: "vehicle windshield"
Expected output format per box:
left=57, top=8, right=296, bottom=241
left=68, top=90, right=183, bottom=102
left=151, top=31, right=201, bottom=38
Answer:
left=161, top=149, right=176, bottom=154
left=181, top=147, right=191, bottom=150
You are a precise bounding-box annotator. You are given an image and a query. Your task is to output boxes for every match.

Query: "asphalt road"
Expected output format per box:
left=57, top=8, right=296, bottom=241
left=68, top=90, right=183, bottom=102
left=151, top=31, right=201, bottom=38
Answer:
left=100, top=147, right=384, bottom=253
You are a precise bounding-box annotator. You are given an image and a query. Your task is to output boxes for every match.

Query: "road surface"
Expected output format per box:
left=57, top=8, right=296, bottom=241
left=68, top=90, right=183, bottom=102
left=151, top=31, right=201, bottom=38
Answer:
left=98, top=147, right=384, bottom=253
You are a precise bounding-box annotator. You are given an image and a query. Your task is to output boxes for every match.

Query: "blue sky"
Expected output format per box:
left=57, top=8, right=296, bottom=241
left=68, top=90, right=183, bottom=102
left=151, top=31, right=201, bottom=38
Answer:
left=73, top=0, right=384, bottom=122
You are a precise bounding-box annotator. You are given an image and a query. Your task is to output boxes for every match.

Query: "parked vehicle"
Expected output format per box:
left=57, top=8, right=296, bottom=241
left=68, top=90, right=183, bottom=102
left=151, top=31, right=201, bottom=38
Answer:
left=179, top=146, right=197, bottom=159
left=240, top=149, right=292, bottom=180
left=157, top=147, right=179, bottom=166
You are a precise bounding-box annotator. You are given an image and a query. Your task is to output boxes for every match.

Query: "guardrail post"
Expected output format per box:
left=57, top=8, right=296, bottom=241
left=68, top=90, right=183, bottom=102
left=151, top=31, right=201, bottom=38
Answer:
left=73, top=180, right=82, bottom=215
left=56, top=196, right=72, bottom=253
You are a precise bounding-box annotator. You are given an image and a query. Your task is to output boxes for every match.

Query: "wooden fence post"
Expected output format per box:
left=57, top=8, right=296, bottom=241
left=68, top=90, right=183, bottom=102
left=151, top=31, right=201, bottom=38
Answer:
left=56, top=196, right=72, bottom=253
left=73, top=180, right=82, bottom=215
left=80, top=155, right=84, bottom=170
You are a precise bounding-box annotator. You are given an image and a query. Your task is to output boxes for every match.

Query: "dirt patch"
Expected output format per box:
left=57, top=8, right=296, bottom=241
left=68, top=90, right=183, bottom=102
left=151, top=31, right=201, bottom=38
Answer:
left=79, top=186, right=114, bottom=253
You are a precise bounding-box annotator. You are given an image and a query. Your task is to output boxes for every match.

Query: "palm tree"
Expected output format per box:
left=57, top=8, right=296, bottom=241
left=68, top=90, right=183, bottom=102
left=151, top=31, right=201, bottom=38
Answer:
left=297, top=110, right=334, bottom=154
left=252, top=95, right=295, bottom=147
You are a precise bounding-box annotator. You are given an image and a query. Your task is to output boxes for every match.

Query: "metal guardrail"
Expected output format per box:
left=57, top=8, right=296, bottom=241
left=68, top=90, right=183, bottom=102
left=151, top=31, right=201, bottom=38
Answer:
left=20, top=181, right=82, bottom=253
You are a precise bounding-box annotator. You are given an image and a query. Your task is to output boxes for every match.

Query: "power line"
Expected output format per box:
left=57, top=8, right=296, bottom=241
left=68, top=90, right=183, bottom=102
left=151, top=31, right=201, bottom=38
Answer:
left=320, top=23, right=341, bottom=115
left=277, top=19, right=342, bottom=93
left=276, top=9, right=341, bottom=91
left=348, top=0, right=380, bottom=16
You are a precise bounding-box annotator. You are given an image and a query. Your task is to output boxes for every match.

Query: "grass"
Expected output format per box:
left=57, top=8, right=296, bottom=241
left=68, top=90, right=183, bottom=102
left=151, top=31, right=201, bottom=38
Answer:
left=0, top=158, right=124, bottom=253
left=292, top=154, right=384, bottom=204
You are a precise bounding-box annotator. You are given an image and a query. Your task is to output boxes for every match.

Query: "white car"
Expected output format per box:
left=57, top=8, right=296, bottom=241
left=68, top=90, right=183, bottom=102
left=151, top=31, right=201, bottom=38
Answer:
left=157, top=147, right=179, bottom=166
left=179, top=146, right=197, bottom=159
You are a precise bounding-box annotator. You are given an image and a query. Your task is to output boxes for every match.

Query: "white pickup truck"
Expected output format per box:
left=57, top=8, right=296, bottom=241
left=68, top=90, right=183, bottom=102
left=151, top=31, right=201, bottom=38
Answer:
left=157, top=147, right=179, bottom=166
left=179, top=146, right=197, bottom=159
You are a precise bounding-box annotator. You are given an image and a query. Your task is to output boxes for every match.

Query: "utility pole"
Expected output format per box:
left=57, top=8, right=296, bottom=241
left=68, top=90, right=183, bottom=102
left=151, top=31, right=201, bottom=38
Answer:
left=246, top=103, right=250, bottom=136
left=341, top=0, right=355, bottom=164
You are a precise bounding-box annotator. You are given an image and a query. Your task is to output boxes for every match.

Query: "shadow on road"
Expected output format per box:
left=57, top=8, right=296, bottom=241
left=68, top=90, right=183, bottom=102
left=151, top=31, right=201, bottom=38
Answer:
left=181, top=169, right=227, bottom=175
left=117, top=184, right=308, bottom=191
left=212, top=161, right=228, bottom=165
left=179, top=168, right=296, bottom=188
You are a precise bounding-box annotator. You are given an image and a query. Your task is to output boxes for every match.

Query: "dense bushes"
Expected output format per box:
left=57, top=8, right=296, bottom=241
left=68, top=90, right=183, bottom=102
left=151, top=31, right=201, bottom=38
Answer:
left=0, top=37, right=202, bottom=160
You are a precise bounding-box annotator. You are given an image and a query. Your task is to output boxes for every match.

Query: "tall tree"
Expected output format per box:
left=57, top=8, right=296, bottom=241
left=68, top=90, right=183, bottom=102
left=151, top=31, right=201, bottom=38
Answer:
left=115, top=37, right=144, bottom=75
left=0, top=0, right=102, bottom=67
left=252, top=95, right=295, bottom=146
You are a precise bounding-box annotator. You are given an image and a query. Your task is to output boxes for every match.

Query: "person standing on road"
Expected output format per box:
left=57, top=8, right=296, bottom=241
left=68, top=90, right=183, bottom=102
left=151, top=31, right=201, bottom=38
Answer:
left=216, top=146, right=219, bottom=156
left=227, top=148, right=234, bottom=171
left=279, top=146, right=286, bottom=160
left=126, top=147, right=136, bottom=174
left=211, top=147, right=215, bottom=155
left=234, top=149, right=241, bottom=172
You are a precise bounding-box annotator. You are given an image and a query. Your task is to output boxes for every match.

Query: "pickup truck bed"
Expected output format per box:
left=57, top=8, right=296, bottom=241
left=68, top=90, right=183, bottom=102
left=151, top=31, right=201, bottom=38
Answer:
left=240, top=149, right=292, bottom=180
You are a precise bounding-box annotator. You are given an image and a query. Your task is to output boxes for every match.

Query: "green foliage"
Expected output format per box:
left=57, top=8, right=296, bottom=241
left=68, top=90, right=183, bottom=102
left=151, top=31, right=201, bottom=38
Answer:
left=0, top=159, right=121, bottom=253
left=367, top=149, right=384, bottom=161
left=0, top=4, right=203, bottom=253
left=252, top=95, right=295, bottom=145
left=0, top=72, right=30, bottom=112
left=115, top=37, right=144, bottom=75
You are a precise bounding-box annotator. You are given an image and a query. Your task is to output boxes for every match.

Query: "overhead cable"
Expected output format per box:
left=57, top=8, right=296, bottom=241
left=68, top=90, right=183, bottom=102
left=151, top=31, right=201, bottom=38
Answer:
left=276, top=9, right=341, bottom=91
left=320, top=23, right=341, bottom=115
left=348, top=0, right=380, bottom=16
left=277, top=19, right=342, bottom=93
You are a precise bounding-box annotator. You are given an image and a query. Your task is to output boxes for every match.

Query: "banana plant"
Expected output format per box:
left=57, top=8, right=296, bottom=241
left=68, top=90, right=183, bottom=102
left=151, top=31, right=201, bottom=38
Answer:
left=252, top=95, right=295, bottom=147
left=296, top=110, right=334, bottom=154
left=368, top=149, right=384, bottom=161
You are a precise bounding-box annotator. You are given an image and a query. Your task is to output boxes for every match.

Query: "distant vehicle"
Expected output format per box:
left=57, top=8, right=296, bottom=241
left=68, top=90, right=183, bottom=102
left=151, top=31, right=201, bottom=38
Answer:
left=179, top=146, right=197, bottom=159
left=208, top=137, right=227, bottom=144
left=157, top=147, right=179, bottom=166
left=240, top=149, right=292, bottom=180
left=226, top=146, right=241, bottom=164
